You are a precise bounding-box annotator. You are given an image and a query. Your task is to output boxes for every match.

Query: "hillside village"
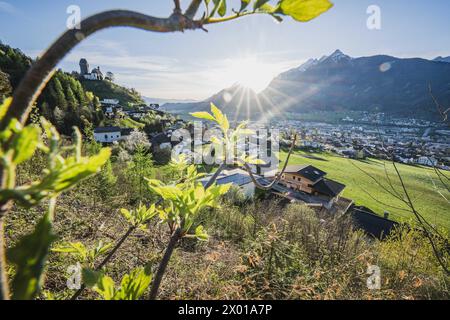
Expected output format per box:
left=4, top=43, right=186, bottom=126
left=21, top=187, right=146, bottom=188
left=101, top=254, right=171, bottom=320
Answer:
left=1, top=0, right=449, bottom=302
left=275, top=119, right=450, bottom=170
left=80, top=54, right=447, bottom=239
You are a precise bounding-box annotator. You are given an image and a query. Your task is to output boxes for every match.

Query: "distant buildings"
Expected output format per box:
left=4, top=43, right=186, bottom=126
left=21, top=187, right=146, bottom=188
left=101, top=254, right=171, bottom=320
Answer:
left=105, top=71, right=115, bottom=82
left=93, top=126, right=132, bottom=143
left=416, top=156, right=438, bottom=167
left=94, top=126, right=122, bottom=143
left=79, top=58, right=113, bottom=81
left=275, top=117, right=449, bottom=170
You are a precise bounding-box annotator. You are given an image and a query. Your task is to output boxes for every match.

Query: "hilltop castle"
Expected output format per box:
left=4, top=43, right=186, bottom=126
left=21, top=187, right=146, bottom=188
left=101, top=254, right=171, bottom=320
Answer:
left=79, top=58, right=114, bottom=81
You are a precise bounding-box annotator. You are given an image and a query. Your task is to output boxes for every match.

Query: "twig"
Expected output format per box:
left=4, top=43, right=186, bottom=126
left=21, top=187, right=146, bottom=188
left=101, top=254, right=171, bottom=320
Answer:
left=0, top=10, right=204, bottom=131
left=238, top=134, right=298, bottom=190
left=148, top=228, right=181, bottom=299
left=71, top=226, right=136, bottom=300
left=391, top=161, right=449, bottom=275
left=185, top=0, right=203, bottom=19
left=429, top=84, right=449, bottom=124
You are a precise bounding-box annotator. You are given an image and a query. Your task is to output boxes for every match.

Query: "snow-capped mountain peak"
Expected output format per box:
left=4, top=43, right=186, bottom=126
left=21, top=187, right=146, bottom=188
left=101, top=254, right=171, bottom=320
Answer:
left=296, top=58, right=319, bottom=72
left=325, top=49, right=352, bottom=63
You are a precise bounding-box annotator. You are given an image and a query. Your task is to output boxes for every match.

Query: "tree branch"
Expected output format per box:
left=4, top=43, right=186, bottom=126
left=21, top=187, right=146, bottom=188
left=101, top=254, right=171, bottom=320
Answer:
left=237, top=134, right=298, bottom=190
left=185, top=0, right=203, bottom=19
left=0, top=10, right=205, bottom=131
left=148, top=227, right=181, bottom=300
left=71, top=226, right=136, bottom=300
left=429, top=84, right=449, bottom=124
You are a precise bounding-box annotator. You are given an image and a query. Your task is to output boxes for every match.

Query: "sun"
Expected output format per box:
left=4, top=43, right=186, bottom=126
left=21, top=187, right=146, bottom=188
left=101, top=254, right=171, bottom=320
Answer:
left=225, top=56, right=278, bottom=93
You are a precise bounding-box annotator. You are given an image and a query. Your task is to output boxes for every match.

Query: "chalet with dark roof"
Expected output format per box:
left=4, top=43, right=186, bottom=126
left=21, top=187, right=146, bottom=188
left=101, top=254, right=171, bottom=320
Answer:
left=279, top=164, right=346, bottom=201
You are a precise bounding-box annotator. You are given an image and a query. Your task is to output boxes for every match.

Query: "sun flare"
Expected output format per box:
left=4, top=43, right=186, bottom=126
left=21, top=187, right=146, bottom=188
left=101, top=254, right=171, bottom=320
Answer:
left=224, top=56, right=278, bottom=93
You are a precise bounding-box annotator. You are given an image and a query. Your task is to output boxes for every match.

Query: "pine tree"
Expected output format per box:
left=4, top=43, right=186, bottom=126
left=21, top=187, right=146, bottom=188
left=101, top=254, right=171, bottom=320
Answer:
left=53, top=77, right=67, bottom=110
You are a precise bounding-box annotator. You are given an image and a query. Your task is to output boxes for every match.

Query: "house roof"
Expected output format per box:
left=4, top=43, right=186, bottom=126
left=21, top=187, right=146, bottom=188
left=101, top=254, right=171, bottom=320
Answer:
left=151, top=132, right=171, bottom=144
left=121, top=128, right=133, bottom=136
left=215, top=173, right=253, bottom=186
left=200, top=168, right=256, bottom=187
left=284, top=165, right=327, bottom=182
left=313, top=178, right=345, bottom=197
left=94, top=126, right=121, bottom=133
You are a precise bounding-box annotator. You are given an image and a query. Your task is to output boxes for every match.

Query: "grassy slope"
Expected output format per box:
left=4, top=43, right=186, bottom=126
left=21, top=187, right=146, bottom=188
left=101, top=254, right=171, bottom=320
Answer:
left=119, top=117, right=145, bottom=129
left=80, top=79, right=143, bottom=106
left=279, top=150, right=450, bottom=230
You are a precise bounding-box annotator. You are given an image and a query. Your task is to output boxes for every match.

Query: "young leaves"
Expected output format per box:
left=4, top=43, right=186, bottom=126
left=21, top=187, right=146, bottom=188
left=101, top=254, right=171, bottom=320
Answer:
left=195, top=225, right=209, bottom=241
left=52, top=241, right=112, bottom=267
left=253, top=0, right=271, bottom=11
left=0, top=97, right=12, bottom=121
left=190, top=111, right=216, bottom=122
left=211, top=0, right=227, bottom=17
left=83, top=265, right=152, bottom=300
left=147, top=158, right=231, bottom=239
left=120, top=204, right=158, bottom=229
left=7, top=211, right=57, bottom=300
left=277, top=0, right=333, bottom=22
left=190, top=103, right=264, bottom=167
left=9, top=125, right=40, bottom=165
left=0, top=119, right=111, bottom=207
left=239, top=0, right=251, bottom=12
left=204, top=0, right=333, bottom=23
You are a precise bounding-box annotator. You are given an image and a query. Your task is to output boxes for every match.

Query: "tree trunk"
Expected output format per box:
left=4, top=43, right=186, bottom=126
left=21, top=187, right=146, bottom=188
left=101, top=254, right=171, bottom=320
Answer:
left=148, top=228, right=181, bottom=299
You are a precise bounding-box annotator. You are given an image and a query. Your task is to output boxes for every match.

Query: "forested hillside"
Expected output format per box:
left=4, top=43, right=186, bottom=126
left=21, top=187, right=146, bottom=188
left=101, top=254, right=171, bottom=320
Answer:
left=0, top=42, right=104, bottom=134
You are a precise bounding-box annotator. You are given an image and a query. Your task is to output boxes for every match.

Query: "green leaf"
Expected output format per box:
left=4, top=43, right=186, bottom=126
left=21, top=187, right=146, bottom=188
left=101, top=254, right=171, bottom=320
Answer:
left=211, top=103, right=229, bottom=132
left=257, top=3, right=277, bottom=14
left=84, top=266, right=152, bottom=300
left=254, top=0, right=271, bottom=11
left=211, top=0, right=226, bottom=17
left=52, top=242, right=87, bottom=262
left=190, top=111, right=215, bottom=122
left=93, top=274, right=116, bottom=300
left=51, top=148, right=112, bottom=194
left=148, top=183, right=183, bottom=200
left=195, top=225, right=209, bottom=241
left=10, top=125, right=40, bottom=165
left=117, top=265, right=152, bottom=300
left=239, top=0, right=251, bottom=12
left=7, top=211, right=57, bottom=300
left=0, top=97, right=12, bottom=121
left=82, top=268, right=103, bottom=288
left=277, top=0, right=333, bottom=22
left=218, top=0, right=227, bottom=16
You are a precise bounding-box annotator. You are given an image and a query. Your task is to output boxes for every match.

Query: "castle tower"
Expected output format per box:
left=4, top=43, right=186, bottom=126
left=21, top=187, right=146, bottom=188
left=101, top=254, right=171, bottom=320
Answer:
left=79, top=58, right=89, bottom=75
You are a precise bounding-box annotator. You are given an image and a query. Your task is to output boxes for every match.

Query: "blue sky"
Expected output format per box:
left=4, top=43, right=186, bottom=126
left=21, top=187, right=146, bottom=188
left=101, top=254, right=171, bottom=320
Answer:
left=1, top=0, right=450, bottom=100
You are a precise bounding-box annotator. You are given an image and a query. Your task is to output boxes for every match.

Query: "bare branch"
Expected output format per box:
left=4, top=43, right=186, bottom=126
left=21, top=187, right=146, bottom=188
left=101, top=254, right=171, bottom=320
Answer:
left=429, top=84, right=449, bottom=124
left=185, top=0, right=203, bottom=19
left=237, top=134, right=298, bottom=191
left=0, top=10, right=205, bottom=131
left=173, top=0, right=182, bottom=14
left=391, top=161, right=449, bottom=275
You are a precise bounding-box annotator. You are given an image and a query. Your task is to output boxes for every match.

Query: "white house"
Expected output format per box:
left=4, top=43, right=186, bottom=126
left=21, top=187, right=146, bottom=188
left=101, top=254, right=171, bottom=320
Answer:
left=94, top=126, right=123, bottom=143
left=416, top=156, right=438, bottom=167
left=101, top=99, right=120, bottom=106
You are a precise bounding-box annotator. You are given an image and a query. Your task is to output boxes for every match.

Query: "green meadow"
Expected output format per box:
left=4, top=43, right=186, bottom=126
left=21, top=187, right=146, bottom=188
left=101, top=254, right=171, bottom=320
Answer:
left=279, top=150, right=450, bottom=230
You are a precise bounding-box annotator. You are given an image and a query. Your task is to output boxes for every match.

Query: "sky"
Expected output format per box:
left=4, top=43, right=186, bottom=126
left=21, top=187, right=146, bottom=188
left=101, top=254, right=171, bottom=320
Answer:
left=1, top=0, right=450, bottom=100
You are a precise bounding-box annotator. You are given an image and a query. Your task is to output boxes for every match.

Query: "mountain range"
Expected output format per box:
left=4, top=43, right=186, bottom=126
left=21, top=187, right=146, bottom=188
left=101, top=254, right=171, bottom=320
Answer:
left=163, top=50, right=450, bottom=121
